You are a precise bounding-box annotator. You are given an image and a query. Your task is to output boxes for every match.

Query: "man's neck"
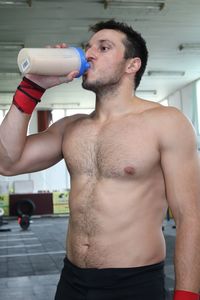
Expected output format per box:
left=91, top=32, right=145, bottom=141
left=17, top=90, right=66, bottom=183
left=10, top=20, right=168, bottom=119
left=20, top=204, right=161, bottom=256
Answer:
left=93, top=83, right=137, bottom=122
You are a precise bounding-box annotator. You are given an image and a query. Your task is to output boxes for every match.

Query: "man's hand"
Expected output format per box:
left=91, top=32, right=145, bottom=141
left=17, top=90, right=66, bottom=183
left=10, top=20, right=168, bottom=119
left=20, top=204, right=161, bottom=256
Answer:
left=25, top=43, right=79, bottom=89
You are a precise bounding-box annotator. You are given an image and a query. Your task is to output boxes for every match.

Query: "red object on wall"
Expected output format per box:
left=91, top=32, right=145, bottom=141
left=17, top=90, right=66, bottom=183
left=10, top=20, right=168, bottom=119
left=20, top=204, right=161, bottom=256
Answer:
left=37, top=110, right=52, bottom=132
left=9, top=193, right=53, bottom=216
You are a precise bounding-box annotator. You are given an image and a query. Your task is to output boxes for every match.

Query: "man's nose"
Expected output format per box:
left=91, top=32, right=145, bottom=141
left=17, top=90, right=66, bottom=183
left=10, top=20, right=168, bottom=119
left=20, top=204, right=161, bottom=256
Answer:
left=85, top=46, right=97, bottom=60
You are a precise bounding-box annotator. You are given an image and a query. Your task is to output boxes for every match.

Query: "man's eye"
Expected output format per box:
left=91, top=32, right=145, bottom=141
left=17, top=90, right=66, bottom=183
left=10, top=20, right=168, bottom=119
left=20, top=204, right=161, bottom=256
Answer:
left=100, top=46, right=109, bottom=51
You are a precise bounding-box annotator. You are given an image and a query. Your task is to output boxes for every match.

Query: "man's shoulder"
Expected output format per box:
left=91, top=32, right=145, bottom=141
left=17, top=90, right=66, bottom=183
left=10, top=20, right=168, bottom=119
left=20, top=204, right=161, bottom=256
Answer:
left=149, top=105, right=197, bottom=149
left=141, top=100, right=187, bottom=124
left=152, top=105, right=191, bottom=128
left=55, top=112, right=92, bottom=126
left=48, top=113, right=92, bottom=136
left=139, top=100, right=196, bottom=141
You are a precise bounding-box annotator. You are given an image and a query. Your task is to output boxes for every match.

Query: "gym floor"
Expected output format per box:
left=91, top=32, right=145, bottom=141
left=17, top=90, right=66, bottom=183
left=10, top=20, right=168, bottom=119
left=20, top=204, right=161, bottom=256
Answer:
left=0, top=216, right=175, bottom=300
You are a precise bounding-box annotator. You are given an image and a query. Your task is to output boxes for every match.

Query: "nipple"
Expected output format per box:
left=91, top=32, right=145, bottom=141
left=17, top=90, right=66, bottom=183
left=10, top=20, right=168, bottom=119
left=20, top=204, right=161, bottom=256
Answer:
left=124, top=166, right=135, bottom=175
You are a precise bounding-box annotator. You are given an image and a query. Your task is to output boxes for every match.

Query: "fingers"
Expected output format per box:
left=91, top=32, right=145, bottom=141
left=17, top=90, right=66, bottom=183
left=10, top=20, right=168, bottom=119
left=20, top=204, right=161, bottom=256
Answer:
left=45, top=43, right=69, bottom=49
left=67, top=70, right=80, bottom=81
left=58, top=70, right=79, bottom=84
left=54, top=43, right=69, bottom=48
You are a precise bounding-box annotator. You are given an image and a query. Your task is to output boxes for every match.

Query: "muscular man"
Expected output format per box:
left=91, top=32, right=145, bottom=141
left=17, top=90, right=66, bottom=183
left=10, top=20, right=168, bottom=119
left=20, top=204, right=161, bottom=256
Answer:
left=0, top=20, right=200, bottom=300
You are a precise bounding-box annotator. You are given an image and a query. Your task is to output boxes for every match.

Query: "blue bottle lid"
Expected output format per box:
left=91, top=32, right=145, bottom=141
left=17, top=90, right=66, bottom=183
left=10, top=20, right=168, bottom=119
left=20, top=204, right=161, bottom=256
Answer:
left=73, top=47, right=90, bottom=78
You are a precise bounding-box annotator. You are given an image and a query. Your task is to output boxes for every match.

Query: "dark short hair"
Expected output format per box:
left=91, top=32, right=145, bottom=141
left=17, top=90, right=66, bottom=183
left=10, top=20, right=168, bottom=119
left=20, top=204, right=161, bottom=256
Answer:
left=89, top=19, right=148, bottom=90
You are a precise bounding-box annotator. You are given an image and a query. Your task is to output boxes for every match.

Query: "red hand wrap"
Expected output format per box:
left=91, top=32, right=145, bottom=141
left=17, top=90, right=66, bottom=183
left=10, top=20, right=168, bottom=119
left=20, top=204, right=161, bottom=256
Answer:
left=174, top=290, right=200, bottom=300
left=13, top=77, right=45, bottom=114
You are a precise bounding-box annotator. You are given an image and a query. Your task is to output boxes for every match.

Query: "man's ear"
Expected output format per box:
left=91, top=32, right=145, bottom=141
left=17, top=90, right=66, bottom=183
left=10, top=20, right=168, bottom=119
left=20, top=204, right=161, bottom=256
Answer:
left=126, top=57, right=141, bottom=74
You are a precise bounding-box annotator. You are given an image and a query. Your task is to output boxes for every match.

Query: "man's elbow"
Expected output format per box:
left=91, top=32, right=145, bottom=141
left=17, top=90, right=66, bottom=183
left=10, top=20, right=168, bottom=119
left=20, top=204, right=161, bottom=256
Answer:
left=0, top=163, right=18, bottom=176
left=0, top=169, right=14, bottom=177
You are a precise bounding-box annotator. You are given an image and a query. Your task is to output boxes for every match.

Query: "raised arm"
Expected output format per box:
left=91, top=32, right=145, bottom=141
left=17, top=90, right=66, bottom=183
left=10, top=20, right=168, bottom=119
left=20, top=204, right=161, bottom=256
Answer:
left=159, top=107, right=200, bottom=298
left=0, top=43, right=79, bottom=176
left=0, top=104, right=68, bottom=176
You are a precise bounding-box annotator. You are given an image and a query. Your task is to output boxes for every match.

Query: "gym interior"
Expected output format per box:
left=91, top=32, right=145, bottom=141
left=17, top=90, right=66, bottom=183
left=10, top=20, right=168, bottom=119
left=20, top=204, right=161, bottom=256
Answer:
left=0, top=1, right=200, bottom=300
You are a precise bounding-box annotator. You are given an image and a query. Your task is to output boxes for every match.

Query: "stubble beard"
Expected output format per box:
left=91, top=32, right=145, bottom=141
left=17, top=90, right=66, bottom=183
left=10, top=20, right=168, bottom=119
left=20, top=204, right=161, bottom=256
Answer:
left=82, top=64, right=125, bottom=97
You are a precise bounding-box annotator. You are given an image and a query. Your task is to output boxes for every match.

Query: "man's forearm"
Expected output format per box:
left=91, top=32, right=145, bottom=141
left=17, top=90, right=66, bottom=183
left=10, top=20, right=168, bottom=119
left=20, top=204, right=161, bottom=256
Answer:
left=174, top=219, right=200, bottom=293
left=0, top=75, right=47, bottom=174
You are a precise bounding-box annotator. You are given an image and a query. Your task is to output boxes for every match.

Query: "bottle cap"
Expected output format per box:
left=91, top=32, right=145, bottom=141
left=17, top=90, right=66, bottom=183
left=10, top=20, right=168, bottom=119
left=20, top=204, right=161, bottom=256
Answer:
left=74, top=47, right=90, bottom=77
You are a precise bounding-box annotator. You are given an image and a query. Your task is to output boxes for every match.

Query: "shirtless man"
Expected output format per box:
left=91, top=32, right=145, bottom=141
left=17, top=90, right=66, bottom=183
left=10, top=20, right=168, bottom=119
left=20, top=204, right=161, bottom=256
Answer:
left=0, top=20, right=200, bottom=300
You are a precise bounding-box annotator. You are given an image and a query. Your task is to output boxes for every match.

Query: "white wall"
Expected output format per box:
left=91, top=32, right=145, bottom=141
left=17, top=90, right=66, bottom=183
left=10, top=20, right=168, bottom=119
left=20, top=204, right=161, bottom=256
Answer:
left=166, top=80, right=200, bottom=149
left=29, top=159, right=69, bottom=192
left=28, top=110, right=38, bottom=134
left=0, top=161, right=69, bottom=193
left=168, top=90, right=182, bottom=110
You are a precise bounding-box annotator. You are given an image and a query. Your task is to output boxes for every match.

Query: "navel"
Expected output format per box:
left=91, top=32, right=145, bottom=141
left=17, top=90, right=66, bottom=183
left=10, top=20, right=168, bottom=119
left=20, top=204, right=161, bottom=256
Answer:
left=124, top=166, right=135, bottom=175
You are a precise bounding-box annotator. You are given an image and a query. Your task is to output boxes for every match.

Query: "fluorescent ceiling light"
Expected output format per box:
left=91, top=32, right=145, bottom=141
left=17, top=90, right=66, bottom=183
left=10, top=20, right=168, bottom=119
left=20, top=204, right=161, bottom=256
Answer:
left=69, top=26, right=89, bottom=31
left=102, top=0, right=165, bottom=10
left=0, top=42, right=24, bottom=50
left=0, top=91, right=15, bottom=94
left=148, top=70, right=185, bottom=76
left=0, top=72, right=21, bottom=78
left=0, top=0, right=31, bottom=6
left=137, top=89, right=157, bottom=95
left=179, top=43, right=200, bottom=51
left=51, top=103, right=80, bottom=109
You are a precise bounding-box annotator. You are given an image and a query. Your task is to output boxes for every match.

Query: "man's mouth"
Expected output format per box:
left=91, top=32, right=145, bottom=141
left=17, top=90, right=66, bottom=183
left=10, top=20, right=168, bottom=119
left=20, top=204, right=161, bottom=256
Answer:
left=87, top=61, right=93, bottom=70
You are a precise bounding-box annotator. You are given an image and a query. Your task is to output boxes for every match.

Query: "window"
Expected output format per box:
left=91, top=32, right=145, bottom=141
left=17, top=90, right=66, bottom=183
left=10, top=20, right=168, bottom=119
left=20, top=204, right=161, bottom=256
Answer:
left=0, top=109, right=8, bottom=125
left=52, top=109, right=65, bottom=123
left=159, top=99, right=168, bottom=106
left=51, top=108, right=94, bottom=123
left=196, top=80, right=200, bottom=135
left=0, top=110, right=4, bottom=124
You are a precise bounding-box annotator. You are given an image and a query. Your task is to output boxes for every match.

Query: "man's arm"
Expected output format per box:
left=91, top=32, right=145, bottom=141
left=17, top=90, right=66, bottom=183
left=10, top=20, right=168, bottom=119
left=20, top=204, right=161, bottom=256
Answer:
left=0, top=103, right=67, bottom=176
left=0, top=45, right=79, bottom=176
left=159, top=107, right=200, bottom=294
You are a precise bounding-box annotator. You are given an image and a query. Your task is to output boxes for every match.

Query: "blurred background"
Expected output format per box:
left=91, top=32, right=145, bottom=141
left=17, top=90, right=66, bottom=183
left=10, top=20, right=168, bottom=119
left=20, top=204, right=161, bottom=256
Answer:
left=0, top=1, right=199, bottom=299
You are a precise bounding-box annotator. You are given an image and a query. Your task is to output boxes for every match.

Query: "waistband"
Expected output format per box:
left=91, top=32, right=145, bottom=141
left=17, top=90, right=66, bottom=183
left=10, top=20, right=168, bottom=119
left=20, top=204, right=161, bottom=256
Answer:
left=63, top=256, right=165, bottom=289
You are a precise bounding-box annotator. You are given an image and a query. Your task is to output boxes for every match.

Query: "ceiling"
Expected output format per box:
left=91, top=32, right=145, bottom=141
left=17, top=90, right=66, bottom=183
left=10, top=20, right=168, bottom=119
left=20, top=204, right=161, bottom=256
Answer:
left=0, top=0, right=200, bottom=109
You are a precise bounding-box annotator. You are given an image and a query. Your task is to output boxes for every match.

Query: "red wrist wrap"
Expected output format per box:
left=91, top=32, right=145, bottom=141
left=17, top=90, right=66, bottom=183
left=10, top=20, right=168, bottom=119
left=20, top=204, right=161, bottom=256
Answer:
left=13, top=77, right=45, bottom=114
left=174, top=290, right=200, bottom=300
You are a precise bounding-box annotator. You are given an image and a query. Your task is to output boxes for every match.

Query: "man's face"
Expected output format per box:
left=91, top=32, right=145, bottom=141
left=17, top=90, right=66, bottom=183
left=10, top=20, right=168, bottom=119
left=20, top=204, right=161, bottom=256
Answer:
left=82, top=29, right=128, bottom=92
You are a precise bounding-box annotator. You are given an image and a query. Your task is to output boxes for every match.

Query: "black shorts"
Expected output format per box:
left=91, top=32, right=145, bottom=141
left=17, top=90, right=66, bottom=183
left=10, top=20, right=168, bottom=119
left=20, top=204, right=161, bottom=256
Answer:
left=55, top=257, right=166, bottom=300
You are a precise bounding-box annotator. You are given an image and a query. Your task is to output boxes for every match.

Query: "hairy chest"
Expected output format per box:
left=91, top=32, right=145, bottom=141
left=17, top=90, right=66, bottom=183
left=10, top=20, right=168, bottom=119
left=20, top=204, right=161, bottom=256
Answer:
left=62, top=119, right=160, bottom=179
